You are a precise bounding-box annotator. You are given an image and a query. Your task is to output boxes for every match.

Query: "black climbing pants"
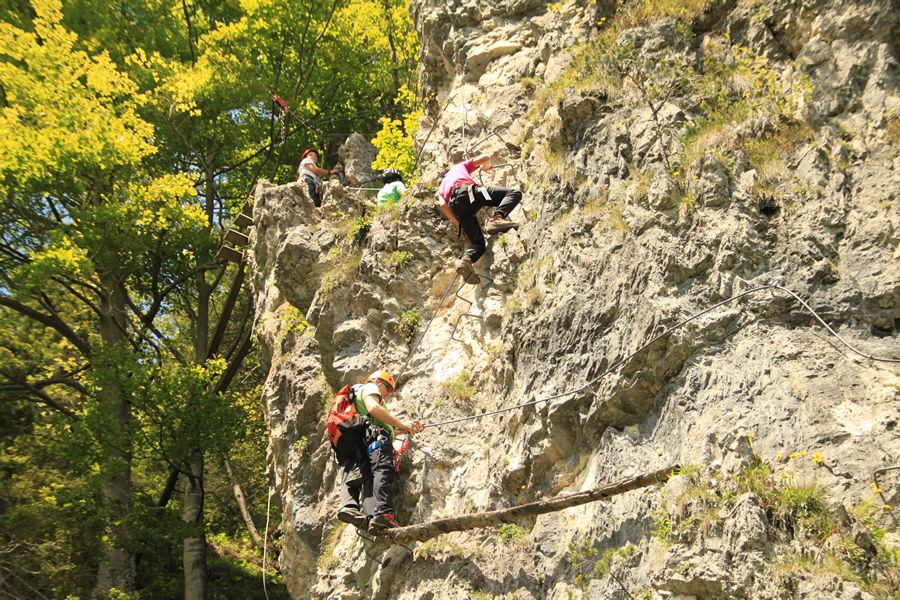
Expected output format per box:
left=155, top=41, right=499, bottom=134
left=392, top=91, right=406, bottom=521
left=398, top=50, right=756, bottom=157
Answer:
left=449, top=185, right=522, bottom=263
left=304, top=175, right=322, bottom=208
left=333, top=424, right=370, bottom=511
left=361, top=429, right=396, bottom=517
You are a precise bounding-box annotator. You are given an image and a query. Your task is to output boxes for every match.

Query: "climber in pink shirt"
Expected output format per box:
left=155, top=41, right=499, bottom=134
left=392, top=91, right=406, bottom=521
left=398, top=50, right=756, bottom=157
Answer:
left=436, top=154, right=521, bottom=284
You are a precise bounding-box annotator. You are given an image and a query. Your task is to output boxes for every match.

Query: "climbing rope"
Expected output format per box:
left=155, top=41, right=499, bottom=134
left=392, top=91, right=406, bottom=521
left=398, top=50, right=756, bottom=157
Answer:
left=425, top=284, right=899, bottom=429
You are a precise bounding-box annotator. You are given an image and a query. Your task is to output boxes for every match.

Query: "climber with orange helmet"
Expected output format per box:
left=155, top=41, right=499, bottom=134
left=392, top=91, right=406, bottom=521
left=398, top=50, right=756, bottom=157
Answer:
left=327, top=369, right=424, bottom=532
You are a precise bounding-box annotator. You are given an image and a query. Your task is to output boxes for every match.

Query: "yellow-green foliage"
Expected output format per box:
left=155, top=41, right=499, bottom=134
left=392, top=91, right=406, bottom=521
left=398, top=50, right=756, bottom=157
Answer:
left=317, top=246, right=362, bottom=296
left=681, top=36, right=814, bottom=179
left=318, top=524, right=346, bottom=571
left=441, top=370, right=475, bottom=406
left=651, top=453, right=898, bottom=598
left=610, top=0, right=717, bottom=31
left=396, top=309, right=421, bottom=343
left=207, top=532, right=282, bottom=580
left=373, top=197, right=404, bottom=221
left=741, top=122, right=815, bottom=189
left=278, top=304, right=311, bottom=336
left=498, top=523, right=530, bottom=545
left=531, top=0, right=717, bottom=122
left=567, top=541, right=636, bottom=589
left=385, top=250, right=413, bottom=270
left=346, top=214, right=373, bottom=244
left=292, top=436, right=309, bottom=456
left=742, top=450, right=831, bottom=538
left=371, top=85, right=422, bottom=179
left=528, top=40, right=622, bottom=121
left=0, top=0, right=154, bottom=189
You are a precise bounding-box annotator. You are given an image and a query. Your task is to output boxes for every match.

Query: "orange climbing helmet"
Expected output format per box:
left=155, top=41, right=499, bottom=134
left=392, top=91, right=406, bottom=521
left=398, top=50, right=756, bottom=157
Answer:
left=368, top=370, right=395, bottom=393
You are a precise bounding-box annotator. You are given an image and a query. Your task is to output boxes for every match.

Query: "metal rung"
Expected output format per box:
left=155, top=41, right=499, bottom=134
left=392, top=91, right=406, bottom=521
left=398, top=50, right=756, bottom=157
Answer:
left=234, top=212, right=253, bottom=228
left=224, top=229, right=250, bottom=246
left=449, top=270, right=498, bottom=343
left=216, top=245, right=244, bottom=263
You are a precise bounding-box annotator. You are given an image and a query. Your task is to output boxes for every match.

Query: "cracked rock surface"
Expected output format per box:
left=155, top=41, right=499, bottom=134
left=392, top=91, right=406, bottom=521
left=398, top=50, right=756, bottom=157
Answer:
left=250, top=0, right=899, bottom=597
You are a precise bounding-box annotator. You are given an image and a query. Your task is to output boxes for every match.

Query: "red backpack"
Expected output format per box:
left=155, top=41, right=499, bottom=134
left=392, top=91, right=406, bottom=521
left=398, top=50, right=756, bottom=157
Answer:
left=326, top=384, right=366, bottom=447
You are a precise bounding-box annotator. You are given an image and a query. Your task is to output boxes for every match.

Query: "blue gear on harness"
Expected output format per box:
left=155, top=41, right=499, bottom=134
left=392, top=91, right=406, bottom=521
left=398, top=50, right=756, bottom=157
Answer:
left=368, top=432, right=389, bottom=454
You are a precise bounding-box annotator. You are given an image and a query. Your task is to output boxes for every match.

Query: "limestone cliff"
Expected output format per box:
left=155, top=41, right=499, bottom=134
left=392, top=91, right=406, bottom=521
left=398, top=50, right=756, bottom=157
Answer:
left=250, top=0, right=899, bottom=598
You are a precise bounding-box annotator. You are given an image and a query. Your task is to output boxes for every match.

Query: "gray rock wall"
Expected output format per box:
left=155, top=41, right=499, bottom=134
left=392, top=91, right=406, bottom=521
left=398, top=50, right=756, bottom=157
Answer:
left=250, top=0, right=899, bottom=598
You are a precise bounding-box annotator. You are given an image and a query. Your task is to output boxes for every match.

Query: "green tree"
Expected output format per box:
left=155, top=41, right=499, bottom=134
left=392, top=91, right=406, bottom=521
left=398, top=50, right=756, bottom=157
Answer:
left=0, top=0, right=205, bottom=594
left=1, top=0, right=420, bottom=597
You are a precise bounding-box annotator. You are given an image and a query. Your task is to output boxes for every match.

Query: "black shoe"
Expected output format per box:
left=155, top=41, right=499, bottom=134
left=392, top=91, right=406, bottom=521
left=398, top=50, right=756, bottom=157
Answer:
left=368, top=513, right=402, bottom=532
left=337, top=507, right=367, bottom=529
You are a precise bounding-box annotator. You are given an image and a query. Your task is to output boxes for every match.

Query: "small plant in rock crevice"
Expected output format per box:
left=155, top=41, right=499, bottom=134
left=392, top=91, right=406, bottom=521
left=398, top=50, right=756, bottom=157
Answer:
left=317, top=523, right=346, bottom=571
left=440, top=370, right=476, bottom=410
left=651, top=491, right=673, bottom=543
left=345, top=214, right=372, bottom=244
left=498, top=523, right=530, bottom=545
left=385, top=250, right=413, bottom=270
left=276, top=304, right=311, bottom=338
left=567, top=540, right=637, bottom=590
left=649, top=450, right=898, bottom=598
left=395, top=309, right=421, bottom=343
left=316, top=246, right=362, bottom=296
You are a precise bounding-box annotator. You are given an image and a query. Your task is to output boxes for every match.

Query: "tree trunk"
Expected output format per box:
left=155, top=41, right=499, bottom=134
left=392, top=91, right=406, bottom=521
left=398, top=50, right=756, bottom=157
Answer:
left=93, top=273, right=136, bottom=597
left=381, top=466, right=677, bottom=544
left=182, top=170, right=215, bottom=600
left=182, top=451, right=206, bottom=600
left=224, top=457, right=265, bottom=550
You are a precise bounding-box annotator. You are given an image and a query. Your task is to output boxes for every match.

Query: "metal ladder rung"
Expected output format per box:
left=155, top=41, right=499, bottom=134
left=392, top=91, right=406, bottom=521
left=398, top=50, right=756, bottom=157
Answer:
left=224, top=229, right=250, bottom=246
left=234, top=212, right=253, bottom=228
left=216, top=245, right=244, bottom=263
left=449, top=271, right=495, bottom=343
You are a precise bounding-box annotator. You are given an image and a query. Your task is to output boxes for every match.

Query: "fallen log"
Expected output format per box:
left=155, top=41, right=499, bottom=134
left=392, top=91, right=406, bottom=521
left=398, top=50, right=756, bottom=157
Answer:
left=381, top=465, right=677, bottom=544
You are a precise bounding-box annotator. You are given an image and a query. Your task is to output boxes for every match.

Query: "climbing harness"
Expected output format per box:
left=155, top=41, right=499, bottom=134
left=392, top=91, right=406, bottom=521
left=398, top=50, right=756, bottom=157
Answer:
left=367, top=430, right=390, bottom=455
left=425, top=284, right=900, bottom=429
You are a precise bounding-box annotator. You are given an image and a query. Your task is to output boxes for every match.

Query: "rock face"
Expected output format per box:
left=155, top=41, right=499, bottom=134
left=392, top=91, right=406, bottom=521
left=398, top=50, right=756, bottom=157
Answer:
left=337, top=133, right=379, bottom=186
left=250, top=0, right=899, bottom=598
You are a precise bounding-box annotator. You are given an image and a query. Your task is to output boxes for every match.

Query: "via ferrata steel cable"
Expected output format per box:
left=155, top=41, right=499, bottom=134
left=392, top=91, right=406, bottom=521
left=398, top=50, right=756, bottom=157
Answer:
left=425, top=284, right=899, bottom=429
